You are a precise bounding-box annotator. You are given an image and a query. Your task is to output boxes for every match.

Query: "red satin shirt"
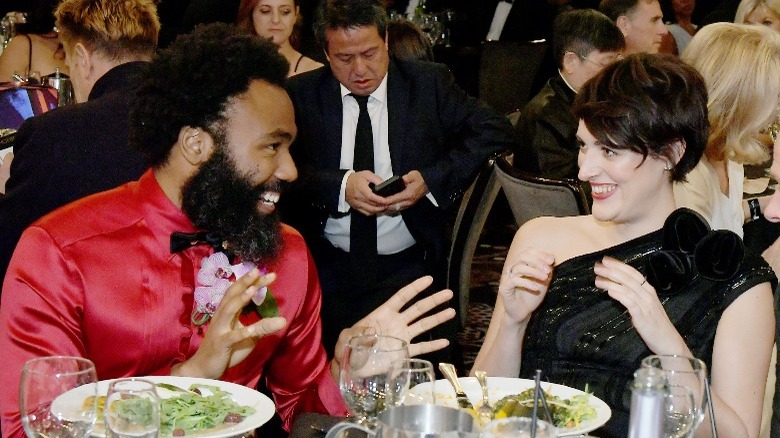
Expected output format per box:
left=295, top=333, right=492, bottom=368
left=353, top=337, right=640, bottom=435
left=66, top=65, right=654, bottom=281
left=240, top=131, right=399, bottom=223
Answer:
left=0, top=170, right=347, bottom=438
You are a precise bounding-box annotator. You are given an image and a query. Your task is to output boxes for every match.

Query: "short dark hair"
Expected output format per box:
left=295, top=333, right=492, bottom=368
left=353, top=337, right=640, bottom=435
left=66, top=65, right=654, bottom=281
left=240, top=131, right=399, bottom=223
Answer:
left=314, top=0, right=388, bottom=53
left=573, top=53, right=708, bottom=182
left=387, top=20, right=434, bottom=62
left=552, top=9, right=625, bottom=68
left=598, top=0, right=642, bottom=21
left=130, top=23, right=289, bottom=168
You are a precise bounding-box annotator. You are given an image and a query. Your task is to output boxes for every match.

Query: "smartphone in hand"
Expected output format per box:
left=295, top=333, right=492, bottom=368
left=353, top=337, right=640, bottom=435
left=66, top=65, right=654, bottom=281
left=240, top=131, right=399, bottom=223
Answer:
left=370, top=175, right=406, bottom=197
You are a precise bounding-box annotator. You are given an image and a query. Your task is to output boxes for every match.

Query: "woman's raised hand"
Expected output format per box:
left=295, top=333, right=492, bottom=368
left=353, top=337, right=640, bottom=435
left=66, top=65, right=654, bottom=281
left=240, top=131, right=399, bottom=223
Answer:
left=498, top=248, right=555, bottom=324
left=594, top=256, right=688, bottom=355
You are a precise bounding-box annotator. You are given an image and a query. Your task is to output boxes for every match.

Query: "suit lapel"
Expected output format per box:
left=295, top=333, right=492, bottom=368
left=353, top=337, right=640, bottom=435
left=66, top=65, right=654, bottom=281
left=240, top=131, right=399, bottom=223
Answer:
left=387, top=59, right=411, bottom=174
left=319, top=72, right=344, bottom=170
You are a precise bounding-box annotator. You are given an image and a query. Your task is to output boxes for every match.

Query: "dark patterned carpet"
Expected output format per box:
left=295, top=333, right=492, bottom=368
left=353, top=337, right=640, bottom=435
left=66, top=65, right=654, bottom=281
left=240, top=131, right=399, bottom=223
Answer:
left=455, top=194, right=517, bottom=373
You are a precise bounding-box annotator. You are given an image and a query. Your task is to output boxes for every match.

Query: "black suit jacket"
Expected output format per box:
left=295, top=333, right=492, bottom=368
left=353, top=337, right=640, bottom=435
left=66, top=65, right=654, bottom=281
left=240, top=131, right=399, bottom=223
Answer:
left=284, top=57, right=512, bottom=266
left=0, top=62, right=148, bottom=283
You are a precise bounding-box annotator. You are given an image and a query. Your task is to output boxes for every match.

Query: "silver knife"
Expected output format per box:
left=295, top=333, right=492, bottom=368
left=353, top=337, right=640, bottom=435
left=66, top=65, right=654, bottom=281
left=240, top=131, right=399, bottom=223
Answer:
left=439, top=362, right=475, bottom=411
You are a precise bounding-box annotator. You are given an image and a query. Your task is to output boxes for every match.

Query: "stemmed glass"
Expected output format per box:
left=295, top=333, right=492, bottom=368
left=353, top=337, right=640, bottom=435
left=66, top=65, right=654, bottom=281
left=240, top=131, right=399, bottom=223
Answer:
left=20, top=356, right=99, bottom=438
left=385, top=358, right=436, bottom=407
left=664, top=385, right=696, bottom=438
left=642, top=355, right=709, bottom=437
left=339, top=334, right=409, bottom=427
left=104, top=378, right=160, bottom=438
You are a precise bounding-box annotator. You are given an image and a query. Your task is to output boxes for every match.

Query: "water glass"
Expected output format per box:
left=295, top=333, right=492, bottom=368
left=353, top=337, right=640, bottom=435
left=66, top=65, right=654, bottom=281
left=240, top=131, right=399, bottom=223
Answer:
left=20, top=356, right=98, bottom=438
left=664, top=385, right=696, bottom=438
left=480, top=417, right=558, bottom=438
left=104, top=378, right=160, bottom=438
left=339, top=334, right=409, bottom=427
left=642, top=355, right=708, bottom=437
left=385, top=358, right=436, bottom=406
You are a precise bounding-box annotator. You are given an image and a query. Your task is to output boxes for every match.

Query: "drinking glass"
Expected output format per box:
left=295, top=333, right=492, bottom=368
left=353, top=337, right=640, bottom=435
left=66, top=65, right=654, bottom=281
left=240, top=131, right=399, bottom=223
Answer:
left=480, top=417, right=558, bottom=438
left=664, top=385, right=696, bottom=438
left=339, top=334, right=409, bottom=427
left=20, top=356, right=98, bottom=438
left=385, top=358, right=436, bottom=407
left=104, top=378, right=160, bottom=438
left=642, top=355, right=708, bottom=437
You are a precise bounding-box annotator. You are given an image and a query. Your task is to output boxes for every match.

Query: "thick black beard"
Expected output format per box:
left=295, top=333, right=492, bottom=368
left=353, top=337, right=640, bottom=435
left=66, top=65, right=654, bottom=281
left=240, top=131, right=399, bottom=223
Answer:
left=181, top=148, right=281, bottom=263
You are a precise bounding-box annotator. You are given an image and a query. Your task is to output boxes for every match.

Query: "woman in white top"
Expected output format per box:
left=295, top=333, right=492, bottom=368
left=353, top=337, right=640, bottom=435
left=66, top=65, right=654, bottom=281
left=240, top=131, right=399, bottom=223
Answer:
left=674, top=23, right=780, bottom=236
left=236, top=0, right=323, bottom=77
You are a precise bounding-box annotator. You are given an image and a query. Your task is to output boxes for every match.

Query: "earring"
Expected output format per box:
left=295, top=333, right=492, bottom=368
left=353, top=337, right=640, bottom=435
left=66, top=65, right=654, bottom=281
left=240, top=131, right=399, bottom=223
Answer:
left=664, top=162, right=672, bottom=171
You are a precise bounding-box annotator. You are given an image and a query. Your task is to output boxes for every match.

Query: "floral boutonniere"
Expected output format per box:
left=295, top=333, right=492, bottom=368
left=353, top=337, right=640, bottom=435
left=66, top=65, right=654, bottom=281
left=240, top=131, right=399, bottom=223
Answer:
left=192, top=252, right=280, bottom=326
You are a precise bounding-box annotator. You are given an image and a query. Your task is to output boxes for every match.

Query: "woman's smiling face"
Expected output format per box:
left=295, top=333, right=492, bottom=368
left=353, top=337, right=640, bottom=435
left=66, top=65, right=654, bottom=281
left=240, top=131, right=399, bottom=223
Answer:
left=576, top=120, right=671, bottom=224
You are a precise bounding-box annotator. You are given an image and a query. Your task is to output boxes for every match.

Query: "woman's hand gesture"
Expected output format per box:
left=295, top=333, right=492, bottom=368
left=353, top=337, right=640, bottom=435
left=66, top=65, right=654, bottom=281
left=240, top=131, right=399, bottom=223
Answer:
left=594, top=256, right=688, bottom=355
left=499, top=248, right=555, bottom=325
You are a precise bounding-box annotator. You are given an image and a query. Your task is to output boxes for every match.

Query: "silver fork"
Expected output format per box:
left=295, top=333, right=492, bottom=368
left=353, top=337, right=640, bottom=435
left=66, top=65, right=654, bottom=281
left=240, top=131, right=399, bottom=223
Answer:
left=475, top=370, right=493, bottom=425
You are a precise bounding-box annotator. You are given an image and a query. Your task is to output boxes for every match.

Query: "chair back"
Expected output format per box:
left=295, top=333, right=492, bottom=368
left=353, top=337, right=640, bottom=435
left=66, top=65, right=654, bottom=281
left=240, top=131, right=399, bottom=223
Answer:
left=447, top=158, right=501, bottom=326
left=478, top=40, right=550, bottom=115
left=495, top=153, right=589, bottom=227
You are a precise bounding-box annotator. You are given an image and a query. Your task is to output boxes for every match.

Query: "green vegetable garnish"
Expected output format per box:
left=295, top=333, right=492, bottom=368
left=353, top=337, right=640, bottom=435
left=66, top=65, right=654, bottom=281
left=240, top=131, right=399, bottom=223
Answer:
left=492, top=386, right=597, bottom=429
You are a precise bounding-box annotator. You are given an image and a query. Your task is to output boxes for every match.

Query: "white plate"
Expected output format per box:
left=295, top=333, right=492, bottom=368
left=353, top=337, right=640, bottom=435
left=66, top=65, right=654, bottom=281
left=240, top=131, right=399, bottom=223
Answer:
left=54, top=376, right=275, bottom=438
left=412, top=377, right=611, bottom=437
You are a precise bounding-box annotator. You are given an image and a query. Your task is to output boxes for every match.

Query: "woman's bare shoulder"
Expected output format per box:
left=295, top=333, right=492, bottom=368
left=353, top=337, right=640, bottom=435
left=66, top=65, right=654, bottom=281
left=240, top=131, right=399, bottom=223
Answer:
left=513, top=215, right=599, bottom=257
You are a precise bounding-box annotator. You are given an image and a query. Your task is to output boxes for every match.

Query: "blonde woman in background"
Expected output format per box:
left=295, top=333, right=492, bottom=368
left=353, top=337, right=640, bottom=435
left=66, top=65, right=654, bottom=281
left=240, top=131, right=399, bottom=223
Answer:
left=736, top=0, right=780, bottom=31
left=237, top=0, right=323, bottom=77
left=673, top=23, right=780, bottom=236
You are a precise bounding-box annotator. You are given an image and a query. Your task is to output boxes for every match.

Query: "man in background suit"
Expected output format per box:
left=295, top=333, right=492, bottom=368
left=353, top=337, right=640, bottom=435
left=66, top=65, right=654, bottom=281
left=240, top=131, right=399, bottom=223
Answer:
left=0, top=0, right=159, bottom=285
left=599, top=0, right=669, bottom=54
left=284, top=0, right=513, bottom=355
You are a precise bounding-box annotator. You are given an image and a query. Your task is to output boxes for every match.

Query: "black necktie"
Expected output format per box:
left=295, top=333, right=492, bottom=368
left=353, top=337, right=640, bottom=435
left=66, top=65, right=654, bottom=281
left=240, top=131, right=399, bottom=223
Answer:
left=170, top=231, right=226, bottom=254
left=349, top=94, right=377, bottom=285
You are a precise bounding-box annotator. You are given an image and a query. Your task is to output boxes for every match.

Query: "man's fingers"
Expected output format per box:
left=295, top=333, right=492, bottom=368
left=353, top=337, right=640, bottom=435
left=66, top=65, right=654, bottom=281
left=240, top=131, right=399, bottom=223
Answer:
left=407, top=308, right=456, bottom=339
left=249, top=316, right=287, bottom=338
left=385, top=276, right=435, bottom=311
left=409, top=339, right=450, bottom=358
left=212, top=271, right=276, bottom=324
left=403, top=289, right=454, bottom=323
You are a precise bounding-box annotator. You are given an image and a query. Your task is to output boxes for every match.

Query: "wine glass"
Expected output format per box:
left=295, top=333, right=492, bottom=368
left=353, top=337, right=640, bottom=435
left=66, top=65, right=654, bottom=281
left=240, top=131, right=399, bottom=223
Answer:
left=642, top=355, right=708, bottom=437
left=664, top=385, right=696, bottom=438
left=385, top=358, right=436, bottom=407
left=339, top=334, right=409, bottom=427
left=480, top=417, right=558, bottom=438
left=104, top=378, right=160, bottom=438
left=20, top=356, right=98, bottom=438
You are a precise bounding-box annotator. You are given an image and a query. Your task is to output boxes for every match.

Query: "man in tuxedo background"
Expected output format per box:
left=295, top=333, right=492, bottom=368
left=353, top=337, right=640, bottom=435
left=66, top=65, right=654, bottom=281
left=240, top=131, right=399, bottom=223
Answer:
left=284, top=0, right=513, bottom=358
left=599, top=0, right=669, bottom=54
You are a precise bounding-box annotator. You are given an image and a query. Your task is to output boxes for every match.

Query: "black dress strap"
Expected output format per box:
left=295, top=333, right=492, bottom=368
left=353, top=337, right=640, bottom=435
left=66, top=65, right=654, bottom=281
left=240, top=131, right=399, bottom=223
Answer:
left=293, top=54, right=304, bottom=73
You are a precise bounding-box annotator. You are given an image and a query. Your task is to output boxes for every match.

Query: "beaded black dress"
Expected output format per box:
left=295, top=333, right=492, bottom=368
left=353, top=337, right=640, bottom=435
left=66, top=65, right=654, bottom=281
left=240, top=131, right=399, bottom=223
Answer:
left=519, top=209, right=776, bottom=437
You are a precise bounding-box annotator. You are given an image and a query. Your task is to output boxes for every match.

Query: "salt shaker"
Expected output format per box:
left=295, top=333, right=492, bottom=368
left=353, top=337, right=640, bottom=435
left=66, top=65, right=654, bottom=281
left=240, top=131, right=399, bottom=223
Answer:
left=628, top=366, right=667, bottom=438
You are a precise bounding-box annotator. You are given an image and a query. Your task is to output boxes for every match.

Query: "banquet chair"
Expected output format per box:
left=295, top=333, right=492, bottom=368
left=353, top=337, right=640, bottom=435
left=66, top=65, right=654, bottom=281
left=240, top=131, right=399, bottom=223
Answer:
left=447, top=157, right=501, bottom=326
left=495, top=152, right=590, bottom=228
left=478, top=39, right=551, bottom=115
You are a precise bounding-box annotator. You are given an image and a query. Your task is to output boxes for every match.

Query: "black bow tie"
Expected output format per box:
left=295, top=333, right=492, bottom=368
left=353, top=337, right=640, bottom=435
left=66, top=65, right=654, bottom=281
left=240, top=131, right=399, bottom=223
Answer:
left=170, top=231, right=227, bottom=254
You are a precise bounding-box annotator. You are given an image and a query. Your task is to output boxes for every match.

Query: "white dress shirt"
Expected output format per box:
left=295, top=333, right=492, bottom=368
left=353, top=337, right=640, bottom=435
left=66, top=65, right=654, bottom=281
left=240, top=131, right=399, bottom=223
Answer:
left=324, top=74, right=418, bottom=254
left=486, top=0, right=513, bottom=41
